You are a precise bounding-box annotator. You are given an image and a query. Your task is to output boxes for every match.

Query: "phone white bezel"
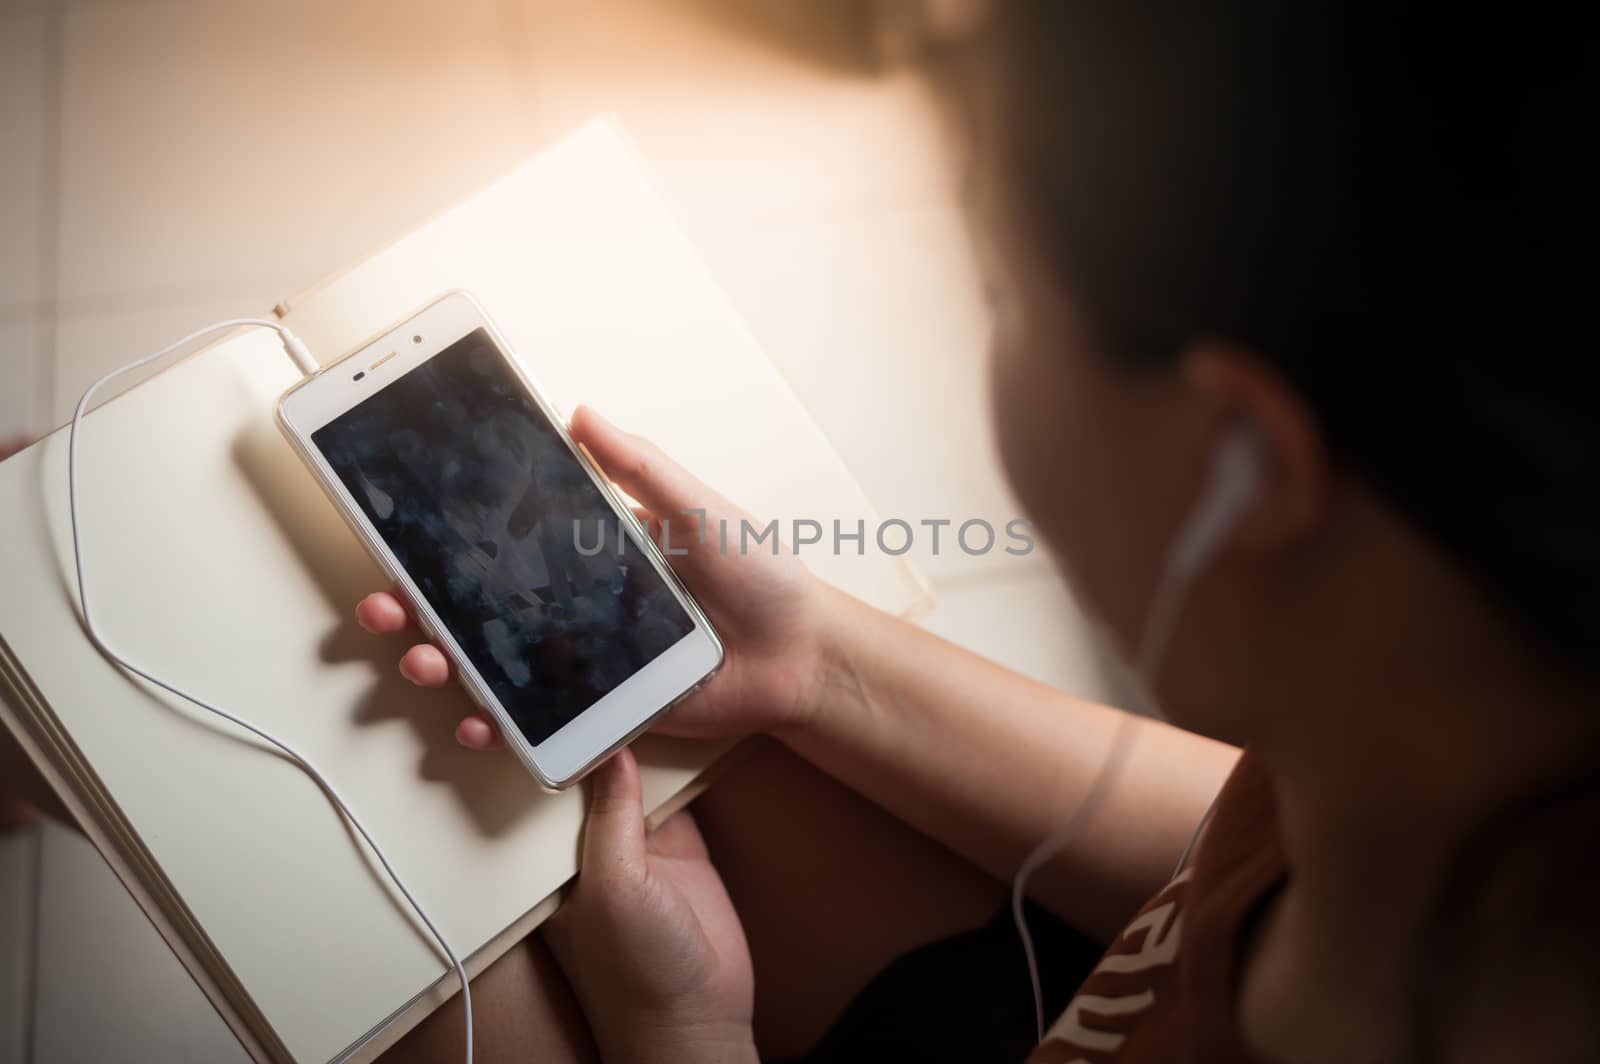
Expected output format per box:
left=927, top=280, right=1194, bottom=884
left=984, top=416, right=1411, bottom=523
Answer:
left=275, top=290, right=723, bottom=790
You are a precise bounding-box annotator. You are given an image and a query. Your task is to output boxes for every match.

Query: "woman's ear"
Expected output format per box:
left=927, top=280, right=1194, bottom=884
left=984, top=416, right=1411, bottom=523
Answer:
left=1181, top=345, right=1330, bottom=551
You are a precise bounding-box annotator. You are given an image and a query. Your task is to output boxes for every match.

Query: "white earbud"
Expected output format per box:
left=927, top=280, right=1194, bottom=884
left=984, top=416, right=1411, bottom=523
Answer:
left=1135, top=422, right=1266, bottom=677
left=1166, top=422, right=1267, bottom=582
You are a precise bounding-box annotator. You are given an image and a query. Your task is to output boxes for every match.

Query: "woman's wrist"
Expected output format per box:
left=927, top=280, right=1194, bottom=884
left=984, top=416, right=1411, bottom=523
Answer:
left=778, top=581, right=874, bottom=747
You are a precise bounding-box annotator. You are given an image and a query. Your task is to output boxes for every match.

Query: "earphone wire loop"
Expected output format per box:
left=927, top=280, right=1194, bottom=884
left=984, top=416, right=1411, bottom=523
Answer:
left=67, top=320, right=474, bottom=1064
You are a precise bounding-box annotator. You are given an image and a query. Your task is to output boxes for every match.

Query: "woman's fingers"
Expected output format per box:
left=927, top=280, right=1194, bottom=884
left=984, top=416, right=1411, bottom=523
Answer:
left=397, top=644, right=503, bottom=749
left=357, top=589, right=502, bottom=751
left=631, top=504, right=669, bottom=550
left=399, top=643, right=452, bottom=686
left=397, top=644, right=504, bottom=749
left=356, top=590, right=411, bottom=634
left=455, top=712, right=502, bottom=750
left=570, top=406, right=734, bottom=529
left=358, top=590, right=448, bottom=688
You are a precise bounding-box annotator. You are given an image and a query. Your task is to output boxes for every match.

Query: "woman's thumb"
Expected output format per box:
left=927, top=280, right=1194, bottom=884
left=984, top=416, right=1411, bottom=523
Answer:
left=580, top=747, right=647, bottom=874
left=569, top=406, right=729, bottom=530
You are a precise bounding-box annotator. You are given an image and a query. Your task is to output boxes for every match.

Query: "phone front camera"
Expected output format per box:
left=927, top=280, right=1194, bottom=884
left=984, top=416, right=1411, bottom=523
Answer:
left=412, top=334, right=422, bottom=344
left=353, top=371, right=366, bottom=382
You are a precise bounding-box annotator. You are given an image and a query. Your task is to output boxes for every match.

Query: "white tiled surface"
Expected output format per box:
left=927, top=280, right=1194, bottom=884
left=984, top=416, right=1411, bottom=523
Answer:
left=1, top=6, right=53, bottom=436
left=0, top=2, right=1134, bottom=1060
left=52, top=0, right=543, bottom=323
left=0, top=321, right=39, bottom=443
left=1, top=8, right=50, bottom=311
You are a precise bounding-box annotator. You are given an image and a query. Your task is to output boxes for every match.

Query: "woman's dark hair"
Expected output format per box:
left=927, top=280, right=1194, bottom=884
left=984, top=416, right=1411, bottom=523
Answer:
left=991, top=1, right=1595, bottom=672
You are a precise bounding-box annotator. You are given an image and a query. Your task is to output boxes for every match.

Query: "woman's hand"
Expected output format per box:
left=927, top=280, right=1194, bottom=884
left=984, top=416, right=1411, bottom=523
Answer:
left=354, top=410, right=770, bottom=1058
left=355, top=405, right=836, bottom=747
left=543, top=748, right=756, bottom=1064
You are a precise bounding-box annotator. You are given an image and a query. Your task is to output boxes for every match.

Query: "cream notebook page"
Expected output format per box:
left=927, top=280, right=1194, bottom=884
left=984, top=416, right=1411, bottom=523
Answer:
left=0, top=119, right=928, bottom=1062
left=280, top=119, right=926, bottom=612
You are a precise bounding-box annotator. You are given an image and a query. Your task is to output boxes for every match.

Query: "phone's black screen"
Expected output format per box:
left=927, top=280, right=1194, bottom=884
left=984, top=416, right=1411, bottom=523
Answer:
left=312, top=328, right=694, bottom=746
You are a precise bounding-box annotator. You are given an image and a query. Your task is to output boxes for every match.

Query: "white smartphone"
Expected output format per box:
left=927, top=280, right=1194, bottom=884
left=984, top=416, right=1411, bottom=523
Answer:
left=276, top=291, right=723, bottom=790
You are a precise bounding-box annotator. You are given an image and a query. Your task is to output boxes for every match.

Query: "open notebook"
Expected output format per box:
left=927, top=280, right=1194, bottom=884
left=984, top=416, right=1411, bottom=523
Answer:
left=0, top=119, right=930, bottom=1063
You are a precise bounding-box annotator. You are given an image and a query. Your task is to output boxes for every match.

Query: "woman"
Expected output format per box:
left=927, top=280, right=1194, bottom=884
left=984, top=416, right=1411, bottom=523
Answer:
left=9, top=3, right=1593, bottom=1060
left=374, top=4, right=1595, bottom=1060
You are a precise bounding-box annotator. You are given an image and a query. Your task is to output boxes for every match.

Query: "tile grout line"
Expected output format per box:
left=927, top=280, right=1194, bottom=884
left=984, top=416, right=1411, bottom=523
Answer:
left=33, top=3, right=64, bottom=431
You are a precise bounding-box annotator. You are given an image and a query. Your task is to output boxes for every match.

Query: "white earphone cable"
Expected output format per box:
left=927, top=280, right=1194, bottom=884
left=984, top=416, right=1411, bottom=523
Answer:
left=1007, top=586, right=1180, bottom=1045
left=67, top=319, right=473, bottom=1064
left=1011, top=426, right=1262, bottom=1044
left=1009, top=709, right=1139, bottom=1043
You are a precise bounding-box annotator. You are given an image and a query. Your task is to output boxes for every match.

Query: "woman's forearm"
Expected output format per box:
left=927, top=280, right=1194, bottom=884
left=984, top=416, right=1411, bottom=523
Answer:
left=783, top=584, right=1239, bottom=941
